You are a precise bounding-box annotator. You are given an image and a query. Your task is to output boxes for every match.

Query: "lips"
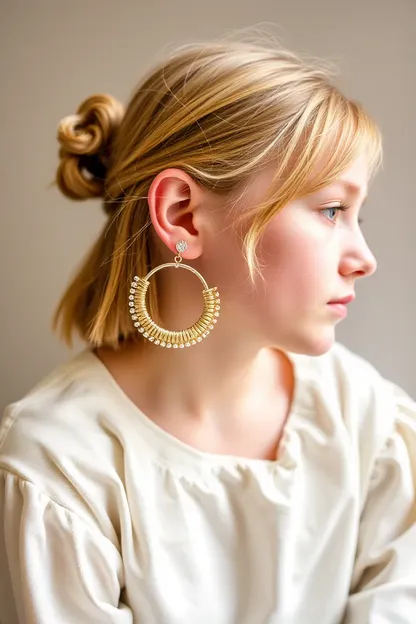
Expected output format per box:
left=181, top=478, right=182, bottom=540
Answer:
left=328, top=295, right=355, bottom=305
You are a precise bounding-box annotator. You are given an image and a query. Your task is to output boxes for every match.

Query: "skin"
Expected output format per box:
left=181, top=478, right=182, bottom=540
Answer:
left=96, top=153, right=376, bottom=460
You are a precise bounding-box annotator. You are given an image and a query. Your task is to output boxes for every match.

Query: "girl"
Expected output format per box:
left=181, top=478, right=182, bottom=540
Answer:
left=0, top=37, right=415, bottom=624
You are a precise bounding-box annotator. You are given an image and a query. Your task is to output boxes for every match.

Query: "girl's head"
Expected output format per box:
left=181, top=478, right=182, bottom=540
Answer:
left=54, top=37, right=381, bottom=356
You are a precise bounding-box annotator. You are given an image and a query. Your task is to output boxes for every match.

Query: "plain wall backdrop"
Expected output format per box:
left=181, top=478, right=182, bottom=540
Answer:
left=1, top=0, right=415, bottom=410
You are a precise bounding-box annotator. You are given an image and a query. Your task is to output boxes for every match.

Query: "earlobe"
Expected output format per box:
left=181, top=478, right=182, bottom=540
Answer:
left=147, top=168, right=203, bottom=259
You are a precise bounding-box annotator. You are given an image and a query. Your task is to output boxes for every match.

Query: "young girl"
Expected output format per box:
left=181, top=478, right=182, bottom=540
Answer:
left=0, top=37, right=415, bottom=624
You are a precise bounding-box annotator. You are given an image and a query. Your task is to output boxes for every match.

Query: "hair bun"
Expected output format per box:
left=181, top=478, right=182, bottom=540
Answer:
left=56, top=94, right=124, bottom=200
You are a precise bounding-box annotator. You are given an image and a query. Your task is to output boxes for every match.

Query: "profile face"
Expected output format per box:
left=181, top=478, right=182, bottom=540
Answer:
left=206, top=153, right=377, bottom=356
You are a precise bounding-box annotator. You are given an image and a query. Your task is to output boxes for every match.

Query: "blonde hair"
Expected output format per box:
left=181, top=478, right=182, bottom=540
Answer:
left=53, top=37, right=382, bottom=348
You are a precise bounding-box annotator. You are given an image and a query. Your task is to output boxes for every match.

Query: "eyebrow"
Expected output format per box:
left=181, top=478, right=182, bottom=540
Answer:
left=335, top=180, right=367, bottom=197
left=326, top=180, right=368, bottom=204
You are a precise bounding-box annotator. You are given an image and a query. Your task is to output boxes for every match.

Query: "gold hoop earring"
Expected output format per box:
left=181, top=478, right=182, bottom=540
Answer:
left=128, top=241, right=220, bottom=349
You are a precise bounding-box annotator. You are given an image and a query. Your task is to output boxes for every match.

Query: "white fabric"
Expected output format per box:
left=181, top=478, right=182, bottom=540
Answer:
left=0, top=343, right=415, bottom=623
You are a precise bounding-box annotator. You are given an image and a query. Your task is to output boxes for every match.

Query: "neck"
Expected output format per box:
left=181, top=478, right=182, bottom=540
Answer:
left=100, top=314, right=294, bottom=427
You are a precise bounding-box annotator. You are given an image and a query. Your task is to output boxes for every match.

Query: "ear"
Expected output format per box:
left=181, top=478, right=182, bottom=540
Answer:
left=147, top=168, right=205, bottom=260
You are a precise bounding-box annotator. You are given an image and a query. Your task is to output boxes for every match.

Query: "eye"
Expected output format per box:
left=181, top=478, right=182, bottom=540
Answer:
left=320, top=203, right=349, bottom=223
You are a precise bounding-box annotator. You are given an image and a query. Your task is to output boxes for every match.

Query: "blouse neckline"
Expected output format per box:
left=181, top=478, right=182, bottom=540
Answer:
left=77, top=348, right=317, bottom=473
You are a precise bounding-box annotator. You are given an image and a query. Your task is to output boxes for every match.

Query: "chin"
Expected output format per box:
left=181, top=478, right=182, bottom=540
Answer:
left=278, top=329, right=336, bottom=357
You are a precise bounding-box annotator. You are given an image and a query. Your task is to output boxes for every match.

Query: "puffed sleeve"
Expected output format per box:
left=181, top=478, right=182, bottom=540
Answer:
left=342, top=382, right=416, bottom=623
left=0, top=470, right=133, bottom=624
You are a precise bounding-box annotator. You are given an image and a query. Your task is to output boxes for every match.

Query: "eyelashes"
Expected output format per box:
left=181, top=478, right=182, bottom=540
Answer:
left=320, top=203, right=364, bottom=226
left=320, top=203, right=349, bottom=222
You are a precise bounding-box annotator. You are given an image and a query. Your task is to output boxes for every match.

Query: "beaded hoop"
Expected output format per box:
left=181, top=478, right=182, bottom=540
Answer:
left=128, top=242, right=220, bottom=349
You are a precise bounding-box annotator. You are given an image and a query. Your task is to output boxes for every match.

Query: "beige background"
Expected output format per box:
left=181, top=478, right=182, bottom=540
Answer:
left=1, top=0, right=415, bottom=410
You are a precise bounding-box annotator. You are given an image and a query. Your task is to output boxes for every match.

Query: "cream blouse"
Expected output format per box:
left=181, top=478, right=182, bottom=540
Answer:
left=0, top=343, right=415, bottom=623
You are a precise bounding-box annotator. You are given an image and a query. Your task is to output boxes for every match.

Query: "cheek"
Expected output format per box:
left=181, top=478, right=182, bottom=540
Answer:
left=258, top=221, right=327, bottom=307
left=203, top=228, right=251, bottom=294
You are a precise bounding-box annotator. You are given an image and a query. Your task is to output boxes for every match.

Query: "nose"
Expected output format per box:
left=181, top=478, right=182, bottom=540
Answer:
left=339, top=230, right=377, bottom=279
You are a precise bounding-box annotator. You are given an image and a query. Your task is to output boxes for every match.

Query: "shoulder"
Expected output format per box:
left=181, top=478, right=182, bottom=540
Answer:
left=0, top=350, right=114, bottom=461
left=0, top=350, right=137, bottom=537
left=299, top=340, right=383, bottom=385
left=294, top=341, right=409, bottom=455
left=294, top=341, right=390, bottom=409
left=291, top=343, right=416, bottom=504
